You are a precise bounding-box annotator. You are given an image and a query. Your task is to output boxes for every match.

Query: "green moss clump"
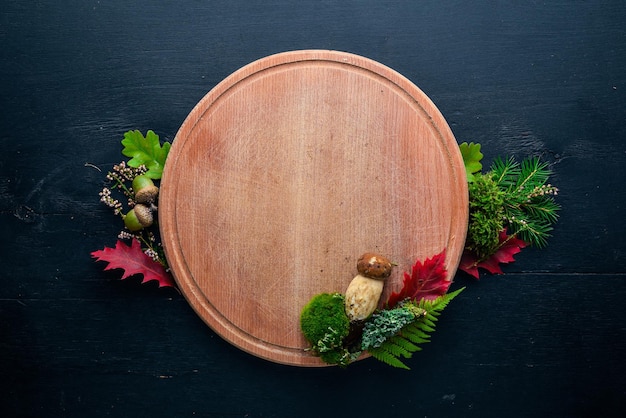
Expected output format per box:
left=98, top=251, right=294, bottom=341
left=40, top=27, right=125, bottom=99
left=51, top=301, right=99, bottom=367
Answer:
left=300, top=293, right=351, bottom=366
left=465, top=172, right=506, bottom=259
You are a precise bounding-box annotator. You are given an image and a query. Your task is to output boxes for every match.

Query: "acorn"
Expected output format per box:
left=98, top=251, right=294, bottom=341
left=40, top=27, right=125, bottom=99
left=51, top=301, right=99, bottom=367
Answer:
left=123, top=203, right=154, bottom=231
left=344, top=253, right=393, bottom=322
left=132, top=175, right=159, bottom=204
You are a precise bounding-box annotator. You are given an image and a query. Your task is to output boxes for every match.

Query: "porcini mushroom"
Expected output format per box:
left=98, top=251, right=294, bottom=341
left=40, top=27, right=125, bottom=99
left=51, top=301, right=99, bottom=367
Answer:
left=344, top=253, right=393, bottom=322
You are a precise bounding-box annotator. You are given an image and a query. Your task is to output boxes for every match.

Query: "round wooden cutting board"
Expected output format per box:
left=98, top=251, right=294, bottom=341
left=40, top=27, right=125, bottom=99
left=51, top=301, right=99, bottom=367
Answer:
left=159, top=50, right=468, bottom=366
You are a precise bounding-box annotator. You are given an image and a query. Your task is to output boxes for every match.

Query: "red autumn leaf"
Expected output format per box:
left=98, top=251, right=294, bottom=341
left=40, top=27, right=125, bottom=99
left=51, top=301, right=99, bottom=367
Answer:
left=386, top=249, right=450, bottom=308
left=91, top=239, right=176, bottom=288
left=458, top=230, right=528, bottom=279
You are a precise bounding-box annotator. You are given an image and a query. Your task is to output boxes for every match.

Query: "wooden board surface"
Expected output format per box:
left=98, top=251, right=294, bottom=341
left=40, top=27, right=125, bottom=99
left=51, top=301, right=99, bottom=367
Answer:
left=159, top=50, right=468, bottom=366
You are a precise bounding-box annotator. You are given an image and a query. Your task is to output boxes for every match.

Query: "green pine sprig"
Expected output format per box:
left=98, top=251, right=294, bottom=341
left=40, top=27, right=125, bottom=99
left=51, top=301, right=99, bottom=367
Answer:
left=490, top=156, right=559, bottom=247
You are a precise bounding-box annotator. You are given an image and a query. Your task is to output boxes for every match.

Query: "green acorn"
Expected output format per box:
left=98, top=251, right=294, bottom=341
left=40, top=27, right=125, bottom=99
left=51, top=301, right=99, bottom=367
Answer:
left=132, top=175, right=159, bottom=204
left=123, top=203, right=153, bottom=231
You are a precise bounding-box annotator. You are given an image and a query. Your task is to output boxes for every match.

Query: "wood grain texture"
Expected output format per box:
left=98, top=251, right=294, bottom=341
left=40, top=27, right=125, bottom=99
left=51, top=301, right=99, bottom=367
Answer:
left=159, top=50, right=468, bottom=366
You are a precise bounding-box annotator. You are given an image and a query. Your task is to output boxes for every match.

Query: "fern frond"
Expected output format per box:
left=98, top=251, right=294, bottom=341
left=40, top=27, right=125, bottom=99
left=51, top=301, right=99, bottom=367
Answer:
left=419, top=287, right=465, bottom=311
left=416, top=320, right=436, bottom=333
left=367, top=288, right=465, bottom=369
left=391, top=335, right=421, bottom=353
left=425, top=318, right=441, bottom=332
left=400, top=326, right=430, bottom=344
left=385, top=340, right=414, bottom=358
left=369, top=346, right=411, bottom=370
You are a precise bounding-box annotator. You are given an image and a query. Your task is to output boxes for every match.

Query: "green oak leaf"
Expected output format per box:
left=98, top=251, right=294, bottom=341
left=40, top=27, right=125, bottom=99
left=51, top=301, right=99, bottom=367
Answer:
left=121, top=130, right=171, bottom=179
left=459, top=142, right=483, bottom=182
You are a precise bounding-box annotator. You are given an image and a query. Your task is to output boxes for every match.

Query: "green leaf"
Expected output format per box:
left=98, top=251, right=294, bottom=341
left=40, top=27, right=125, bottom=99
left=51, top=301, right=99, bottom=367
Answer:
left=121, top=130, right=171, bottom=179
left=459, top=142, right=484, bottom=182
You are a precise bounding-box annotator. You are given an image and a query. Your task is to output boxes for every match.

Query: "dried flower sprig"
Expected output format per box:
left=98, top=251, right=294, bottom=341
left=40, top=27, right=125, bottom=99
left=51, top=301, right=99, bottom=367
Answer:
left=104, top=161, right=147, bottom=198
left=99, top=162, right=168, bottom=268
left=98, top=131, right=170, bottom=265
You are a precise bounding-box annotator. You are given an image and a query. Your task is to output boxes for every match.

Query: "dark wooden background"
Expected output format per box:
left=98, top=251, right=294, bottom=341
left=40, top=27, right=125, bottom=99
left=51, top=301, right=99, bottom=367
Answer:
left=2, top=1, right=625, bottom=417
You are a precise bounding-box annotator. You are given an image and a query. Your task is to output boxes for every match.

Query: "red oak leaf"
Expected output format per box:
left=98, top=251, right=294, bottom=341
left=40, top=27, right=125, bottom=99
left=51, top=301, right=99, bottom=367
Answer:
left=386, top=249, right=450, bottom=308
left=458, top=230, right=528, bottom=279
left=91, top=239, right=176, bottom=288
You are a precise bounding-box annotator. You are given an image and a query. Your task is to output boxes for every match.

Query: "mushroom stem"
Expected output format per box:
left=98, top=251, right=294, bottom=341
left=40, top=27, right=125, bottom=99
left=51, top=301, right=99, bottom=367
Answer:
left=345, top=274, right=385, bottom=321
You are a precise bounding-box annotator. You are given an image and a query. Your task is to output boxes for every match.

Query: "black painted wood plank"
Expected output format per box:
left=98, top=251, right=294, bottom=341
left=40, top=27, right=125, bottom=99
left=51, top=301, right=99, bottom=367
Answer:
left=1, top=0, right=625, bottom=417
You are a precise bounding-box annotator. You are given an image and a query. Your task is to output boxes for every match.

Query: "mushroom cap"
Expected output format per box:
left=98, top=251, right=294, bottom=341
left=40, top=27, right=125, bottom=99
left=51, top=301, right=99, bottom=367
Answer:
left=356, top=253, right=393, bottom=279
